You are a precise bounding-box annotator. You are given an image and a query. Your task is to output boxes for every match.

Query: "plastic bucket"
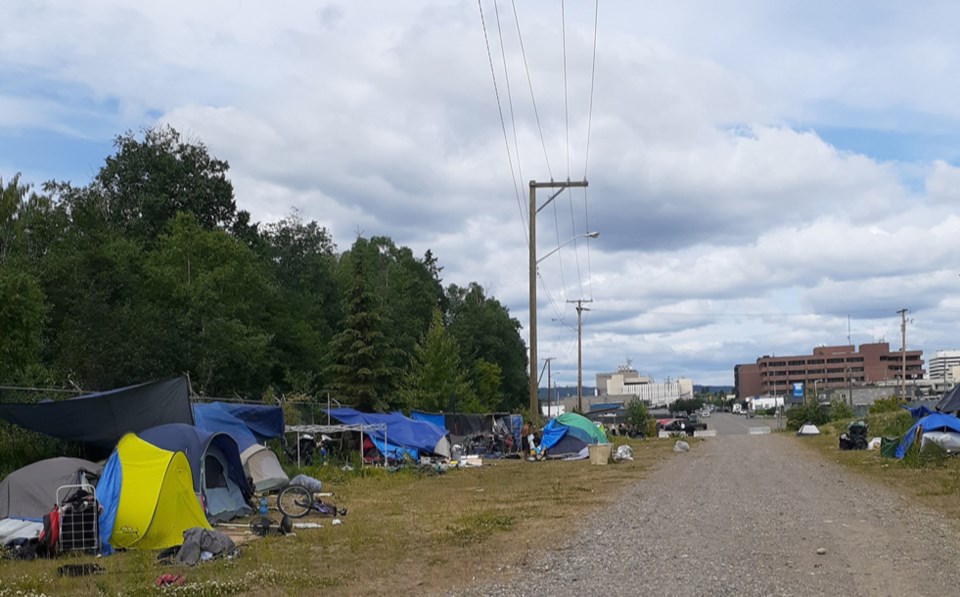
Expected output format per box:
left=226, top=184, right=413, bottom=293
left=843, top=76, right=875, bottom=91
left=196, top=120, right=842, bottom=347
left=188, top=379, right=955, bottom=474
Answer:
left=588, top=443, right=612, bottom=465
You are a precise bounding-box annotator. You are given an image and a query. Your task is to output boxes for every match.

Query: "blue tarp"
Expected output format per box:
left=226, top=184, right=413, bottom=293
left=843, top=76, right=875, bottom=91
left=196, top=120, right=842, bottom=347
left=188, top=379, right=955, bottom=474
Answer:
left=410, top=410, right=446, bottom=430
left=96, top=451, right=122, bottom=555
left=326, top=408, right=449, bottom=459
left=539, top=418, right=569, bottom=452
left=214, top=403, right=284, bottom=442
left=192, top=403, right=261, bottom=451
left=903, top=404, right=934, bottom=420
left=895, top=413, right=960, bottom=458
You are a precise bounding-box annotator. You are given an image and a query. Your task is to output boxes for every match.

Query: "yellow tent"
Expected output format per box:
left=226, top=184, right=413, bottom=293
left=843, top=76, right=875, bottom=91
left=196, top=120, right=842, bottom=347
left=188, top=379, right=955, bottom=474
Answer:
left=109, top=434, right=211, bottom=549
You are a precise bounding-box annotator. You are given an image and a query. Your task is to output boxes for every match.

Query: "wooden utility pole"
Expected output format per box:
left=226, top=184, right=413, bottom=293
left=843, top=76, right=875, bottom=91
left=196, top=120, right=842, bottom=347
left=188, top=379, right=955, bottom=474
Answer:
left=898, top=308, right=908, bottom=401
left=568, top=299, right=592, bottom=413
left=528, top=179, right=588, bottom=424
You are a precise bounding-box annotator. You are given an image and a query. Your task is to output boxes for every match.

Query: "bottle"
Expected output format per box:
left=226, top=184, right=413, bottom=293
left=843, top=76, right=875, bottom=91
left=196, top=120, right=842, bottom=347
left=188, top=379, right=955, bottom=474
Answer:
left=259, top=495, right=268, bottom=515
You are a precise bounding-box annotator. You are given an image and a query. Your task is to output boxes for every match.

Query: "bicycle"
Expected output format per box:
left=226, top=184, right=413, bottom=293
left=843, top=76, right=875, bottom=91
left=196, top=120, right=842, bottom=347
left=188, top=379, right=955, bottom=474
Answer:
left=273, top=484, right=346, bottom=519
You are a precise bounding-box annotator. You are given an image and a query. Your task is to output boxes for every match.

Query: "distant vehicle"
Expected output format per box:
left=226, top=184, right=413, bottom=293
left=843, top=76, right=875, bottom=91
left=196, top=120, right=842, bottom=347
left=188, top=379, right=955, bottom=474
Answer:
left=657, top=415, right=707, bottom=436
left=732, top=403, right=743, bottom=415
left=700, top=409, right=711, bottom=418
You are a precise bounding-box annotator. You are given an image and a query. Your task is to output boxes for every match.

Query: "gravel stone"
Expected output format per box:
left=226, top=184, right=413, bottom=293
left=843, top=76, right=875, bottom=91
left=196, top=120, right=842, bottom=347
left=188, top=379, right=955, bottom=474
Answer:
left=445, top=432, right=960, bottom=597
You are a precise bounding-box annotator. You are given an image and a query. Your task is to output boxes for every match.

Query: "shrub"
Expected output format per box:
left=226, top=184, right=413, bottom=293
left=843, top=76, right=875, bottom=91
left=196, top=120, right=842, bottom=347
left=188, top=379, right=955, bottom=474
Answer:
left=869, top=395, right=903, bottom=415
left=829, top=399, right=853, bottom=422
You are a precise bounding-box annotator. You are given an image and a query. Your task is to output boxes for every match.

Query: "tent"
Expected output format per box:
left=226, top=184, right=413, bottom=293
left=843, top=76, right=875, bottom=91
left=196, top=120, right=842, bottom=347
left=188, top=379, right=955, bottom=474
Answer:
left=936, top=384, right=960, bottom=414
left=193, top=402, right=288, bottom=492
left=137, top=424, right=253, bottom=522
left=0, top=376, right=193, bottom=450
left=98, top=434, right=211, bottom=551
left=0, top=457, right=102, bottom=521
left=796, top=423, right=821, bottom=436
left=895, top=413, right=960, bottom=459
left=540, top=413, right=608, bottom=456
left=196, top=402, right=284, bottom=443
left=327, top=408, right=451, bottom=460
left=410, top=411, right=522, bottom=452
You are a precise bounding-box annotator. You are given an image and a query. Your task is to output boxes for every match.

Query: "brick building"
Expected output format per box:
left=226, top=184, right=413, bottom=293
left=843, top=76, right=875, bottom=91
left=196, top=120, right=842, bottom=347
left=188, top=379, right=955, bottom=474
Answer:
left=734, top=342, right=924, bottom=399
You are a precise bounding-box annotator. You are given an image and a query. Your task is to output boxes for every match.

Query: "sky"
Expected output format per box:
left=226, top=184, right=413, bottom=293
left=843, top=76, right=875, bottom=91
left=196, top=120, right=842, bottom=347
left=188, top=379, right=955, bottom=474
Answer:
left=3, top=1, right=960, bottom=388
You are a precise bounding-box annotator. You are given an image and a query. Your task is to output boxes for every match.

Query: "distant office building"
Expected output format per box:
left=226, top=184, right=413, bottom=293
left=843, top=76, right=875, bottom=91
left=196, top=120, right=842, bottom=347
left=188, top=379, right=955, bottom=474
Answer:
left=594, top=364, right=693, bottom=408
left=734, top=342, right=924, bottom=399
left=928, top=350, right=960, bottom=382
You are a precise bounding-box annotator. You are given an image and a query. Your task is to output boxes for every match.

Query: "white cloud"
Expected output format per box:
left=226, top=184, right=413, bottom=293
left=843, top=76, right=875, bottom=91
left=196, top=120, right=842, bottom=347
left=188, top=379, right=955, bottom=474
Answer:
left=3, top=1, right=960, bottom=385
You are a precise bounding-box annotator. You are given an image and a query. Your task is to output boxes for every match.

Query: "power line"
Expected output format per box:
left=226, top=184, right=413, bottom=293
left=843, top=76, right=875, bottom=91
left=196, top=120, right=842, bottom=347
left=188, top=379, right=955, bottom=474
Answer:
left=478, top=0, right=528, bottom=245
left=510, top=0, right=553, bottom=178
left=561, top=0, right=570, bottom=177
left=583, top=0, right=600, bottom=178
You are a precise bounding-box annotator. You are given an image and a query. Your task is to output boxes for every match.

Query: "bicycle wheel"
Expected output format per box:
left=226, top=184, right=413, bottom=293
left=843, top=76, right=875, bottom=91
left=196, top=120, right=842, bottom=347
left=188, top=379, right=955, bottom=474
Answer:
left=277, top=485, right=312, bottom=518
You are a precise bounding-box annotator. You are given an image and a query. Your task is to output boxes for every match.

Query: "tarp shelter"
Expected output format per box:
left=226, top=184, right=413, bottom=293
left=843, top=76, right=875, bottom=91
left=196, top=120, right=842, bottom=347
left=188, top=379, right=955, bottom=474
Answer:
left=98, top=434, right=211, bottom=551
left=0, top=457, right=102, bottom=521
left=193, top=402, right=288, bottom=492
left=202, top=402, right=284, bottom=442
left=137, top=424, right=253, bottom=522
left=410, top=411, right=522, bottom=452
left=895, top=413, right=960, bottom=458
left=796, top=423, right=821, bottom=436
left=0, top=376, right=193, bottom=450
left=905, top=404, right=935, bottom=420
left=540, top=413, right=608, bottom=456
left=327, top=408, right=451, bottom=460
left=936, top=384, right=960, bottom=414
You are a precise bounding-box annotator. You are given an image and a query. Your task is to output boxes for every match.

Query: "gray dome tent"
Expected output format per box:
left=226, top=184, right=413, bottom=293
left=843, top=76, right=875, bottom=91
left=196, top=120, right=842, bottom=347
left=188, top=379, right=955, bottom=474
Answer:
left=0, top=457, right=102, bottom=520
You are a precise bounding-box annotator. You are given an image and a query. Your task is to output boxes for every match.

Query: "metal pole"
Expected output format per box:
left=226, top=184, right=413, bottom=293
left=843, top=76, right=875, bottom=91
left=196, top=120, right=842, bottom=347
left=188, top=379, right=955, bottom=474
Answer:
left=899, top=308, right=908, bottom=401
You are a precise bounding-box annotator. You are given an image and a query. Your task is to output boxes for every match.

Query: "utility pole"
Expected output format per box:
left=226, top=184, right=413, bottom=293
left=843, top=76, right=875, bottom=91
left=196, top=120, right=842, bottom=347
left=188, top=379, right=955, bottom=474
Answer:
left=544, top=357, right=555, bottom=417
left=898, top=308, right=908, bottom=401
left=528, top=179, right=588, bottom=424
left=568, top=298, right=593, bottom=413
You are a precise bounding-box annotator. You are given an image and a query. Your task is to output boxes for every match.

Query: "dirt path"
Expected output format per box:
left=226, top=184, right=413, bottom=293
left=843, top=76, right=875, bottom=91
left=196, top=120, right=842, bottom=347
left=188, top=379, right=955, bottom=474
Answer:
left=452, top=434, right=960, bottom=596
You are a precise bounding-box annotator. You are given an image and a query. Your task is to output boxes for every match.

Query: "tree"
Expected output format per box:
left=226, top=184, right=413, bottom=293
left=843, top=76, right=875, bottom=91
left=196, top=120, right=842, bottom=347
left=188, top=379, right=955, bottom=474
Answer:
left=328, top=240, right=396, bottom=411
left=625, top=397, right=649, bottom=429
left=0, top=267, right=46, bottom=382
left=446, top=283, right=528, bottom=411
left=398, top=308, right=474, bottom=412
left=50, top=126, right=239, bottom=243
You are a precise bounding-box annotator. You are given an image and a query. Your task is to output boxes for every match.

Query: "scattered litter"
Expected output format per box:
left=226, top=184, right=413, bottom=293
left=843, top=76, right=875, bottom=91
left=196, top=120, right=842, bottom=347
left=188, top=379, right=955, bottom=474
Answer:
left=341, top=464, right=354, bottom=472
left=293, top=522, right=322, bottom=529
left=331, top=518, right=342, bottom=526
left=816, top=548, right=827, bottom=555
left=613, top=445, right=634, bottom=462
left=673, top=440, right=690, bottom=453
left=58, top=563, right=103, bottom=577
left=155, top=574, right=186, bottom=588
left=289, top=474, right=323, bottom=493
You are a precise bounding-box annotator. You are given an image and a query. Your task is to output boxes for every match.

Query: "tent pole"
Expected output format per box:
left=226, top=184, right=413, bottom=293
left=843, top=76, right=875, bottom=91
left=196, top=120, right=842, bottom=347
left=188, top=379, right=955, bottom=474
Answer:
left=297, top=432, right=301, bottom=468
left=360, top=427, right=364, bottom=471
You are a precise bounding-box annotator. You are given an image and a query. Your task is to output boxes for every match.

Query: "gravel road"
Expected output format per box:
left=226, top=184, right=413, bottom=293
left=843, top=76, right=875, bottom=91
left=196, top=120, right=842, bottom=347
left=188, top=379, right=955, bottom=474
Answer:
left=449, top=433, right=960, bottom=597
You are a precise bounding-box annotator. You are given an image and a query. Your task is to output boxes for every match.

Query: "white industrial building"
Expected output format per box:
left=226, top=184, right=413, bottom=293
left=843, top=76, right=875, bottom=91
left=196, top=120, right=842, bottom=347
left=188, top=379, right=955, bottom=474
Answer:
left=595, top=364, right=694, bottom=408
left=928, top=350, right=960, bottom=383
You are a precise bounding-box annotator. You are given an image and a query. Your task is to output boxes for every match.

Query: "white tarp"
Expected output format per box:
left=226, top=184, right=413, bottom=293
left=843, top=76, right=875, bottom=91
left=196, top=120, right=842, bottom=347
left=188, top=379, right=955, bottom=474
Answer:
left=921, top=431, right=960, bottom=452
left=797, top=424, right=821, bottom=436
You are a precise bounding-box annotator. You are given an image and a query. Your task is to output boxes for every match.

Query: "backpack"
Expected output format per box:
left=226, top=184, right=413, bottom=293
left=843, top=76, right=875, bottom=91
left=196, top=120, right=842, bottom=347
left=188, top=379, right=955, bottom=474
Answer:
left=37, top=506, right=61, bottom=558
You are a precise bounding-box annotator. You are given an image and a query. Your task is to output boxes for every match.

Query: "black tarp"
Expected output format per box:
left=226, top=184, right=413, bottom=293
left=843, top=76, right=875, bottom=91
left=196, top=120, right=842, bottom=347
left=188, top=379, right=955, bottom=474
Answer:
left=936, top=384, right=960, bottom=414
left=444, top=414, right=486, bottom=437
left=0, top=376, right=193, bottom=450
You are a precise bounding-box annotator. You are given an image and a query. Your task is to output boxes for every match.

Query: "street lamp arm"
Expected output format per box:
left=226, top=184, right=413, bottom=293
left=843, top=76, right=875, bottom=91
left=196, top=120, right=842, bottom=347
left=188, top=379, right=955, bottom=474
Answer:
left=536, top=231, right=599, bottom=265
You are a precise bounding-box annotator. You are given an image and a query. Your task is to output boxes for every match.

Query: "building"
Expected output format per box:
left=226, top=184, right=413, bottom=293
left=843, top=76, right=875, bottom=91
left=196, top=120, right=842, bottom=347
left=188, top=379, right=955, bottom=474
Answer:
left=594, top=364, right=693, bottom=409
left=928, top=350, right=960, bottom=383
left=734, top=342, right=924, bottom=399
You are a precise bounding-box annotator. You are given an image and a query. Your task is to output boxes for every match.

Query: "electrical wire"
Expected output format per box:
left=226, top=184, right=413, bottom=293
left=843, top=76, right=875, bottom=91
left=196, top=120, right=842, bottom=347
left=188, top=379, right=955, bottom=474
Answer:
left=583, top=0, right=600, bottom=178
left=494, top=0, right=527, bottom=226
left=478, top=0, right=527, bottom=245
left=511, top=0, right=553, bottom=179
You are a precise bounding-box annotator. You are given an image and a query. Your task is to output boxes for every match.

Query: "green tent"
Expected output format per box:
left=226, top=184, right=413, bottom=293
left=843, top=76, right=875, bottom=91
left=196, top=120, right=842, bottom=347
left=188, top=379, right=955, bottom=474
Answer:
left=540, top=413, right=608, bottom=454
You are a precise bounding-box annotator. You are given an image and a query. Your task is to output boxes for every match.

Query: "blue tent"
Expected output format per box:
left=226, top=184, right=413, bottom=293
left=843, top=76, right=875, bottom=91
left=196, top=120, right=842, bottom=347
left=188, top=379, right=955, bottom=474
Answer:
left=212, top=403, right=284, bottom=442
left=192, top=403, right=289, bottom=492
left=903, top=404, right=935, bottom=420
left=895, top=413, right=960, bottom=458
left=137, top=424, right=253, bottom=522
left=327, top=408, right=450, bottom=460
left=540, top=413, right=608, bottom=456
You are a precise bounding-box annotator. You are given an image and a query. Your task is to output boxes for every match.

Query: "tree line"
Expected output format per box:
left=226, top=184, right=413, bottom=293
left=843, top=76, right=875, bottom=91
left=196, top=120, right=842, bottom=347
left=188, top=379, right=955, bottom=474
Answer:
left=0, top=126, right=528, bottom=414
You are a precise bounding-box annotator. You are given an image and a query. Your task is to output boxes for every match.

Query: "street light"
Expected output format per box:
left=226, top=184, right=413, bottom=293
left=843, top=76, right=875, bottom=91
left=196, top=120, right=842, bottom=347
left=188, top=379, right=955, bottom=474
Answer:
left=536, top=231, right=600, bottom=265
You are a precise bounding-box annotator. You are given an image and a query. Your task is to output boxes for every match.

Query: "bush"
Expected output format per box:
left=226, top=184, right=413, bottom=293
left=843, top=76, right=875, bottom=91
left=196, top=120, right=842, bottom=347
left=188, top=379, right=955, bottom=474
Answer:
left=869, top=395, right=903, bottom=414
left=786, top=402, right=831, bottom=430
left=829, top=399, right=853, bottom=422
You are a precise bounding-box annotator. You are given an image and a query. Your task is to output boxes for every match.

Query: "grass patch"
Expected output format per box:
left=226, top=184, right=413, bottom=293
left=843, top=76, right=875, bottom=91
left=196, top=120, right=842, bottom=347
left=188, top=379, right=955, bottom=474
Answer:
left=795, top=417, right=960, bottom=521
left=0, top=437, right=676, bottom=596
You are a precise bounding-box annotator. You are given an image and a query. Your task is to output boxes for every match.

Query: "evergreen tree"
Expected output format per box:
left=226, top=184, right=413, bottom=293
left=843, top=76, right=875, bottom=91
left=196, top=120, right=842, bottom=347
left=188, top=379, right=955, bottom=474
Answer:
left=398, top=308, right=475, bottom=412
left=328, top=245, right=396, bottom=411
